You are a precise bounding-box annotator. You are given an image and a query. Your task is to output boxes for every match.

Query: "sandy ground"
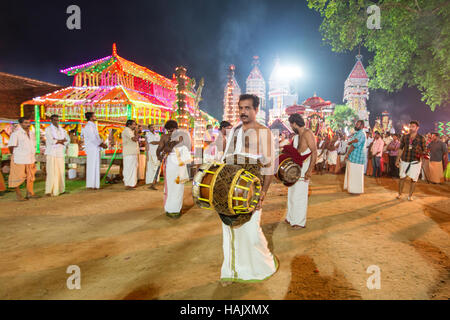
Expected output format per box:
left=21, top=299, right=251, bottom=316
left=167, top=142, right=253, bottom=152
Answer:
left=0, top=173, right=449, bottom=300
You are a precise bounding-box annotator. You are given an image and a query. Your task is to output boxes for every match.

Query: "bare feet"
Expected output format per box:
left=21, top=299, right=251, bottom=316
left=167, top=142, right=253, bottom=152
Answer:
left=396, top=194, right=402, bottom=200
left=292, top=225, right=305, bottom=229
left=220, top=281, right=232, bottom=287
left=16, top=195, right=29, bottom=201
left=284, top=219, right=290, bottom=224
left=408, top=196, right=414, bottom=201
left=148, top=185, right=157, bottom=190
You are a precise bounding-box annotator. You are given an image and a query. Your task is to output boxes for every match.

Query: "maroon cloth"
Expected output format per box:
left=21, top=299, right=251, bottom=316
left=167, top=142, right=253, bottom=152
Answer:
left=279, top=144, right=312, bottom=168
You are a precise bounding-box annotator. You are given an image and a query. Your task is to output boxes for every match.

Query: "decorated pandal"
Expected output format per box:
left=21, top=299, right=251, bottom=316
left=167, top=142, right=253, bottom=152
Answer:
left=16, top=44, right=218, bottom=156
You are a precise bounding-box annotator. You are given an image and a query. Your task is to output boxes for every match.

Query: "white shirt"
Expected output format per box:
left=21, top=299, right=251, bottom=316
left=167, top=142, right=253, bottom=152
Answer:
left=81, top=121, right=102, bottom=151
left=122, top=127, right=139, bottom=156
left=8, top=125, right=36, bottom=164
left=45, top=124, right=69, bottom=158
left=146, top=131, right=160, bottom=155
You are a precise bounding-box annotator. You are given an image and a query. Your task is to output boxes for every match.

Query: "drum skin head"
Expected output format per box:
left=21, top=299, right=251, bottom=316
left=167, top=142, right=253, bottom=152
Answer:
left=194, top=156, right=263, bottom=227
left=277, top=157, right=301, bottom=186
left=192, top=162, right=217, bottom=209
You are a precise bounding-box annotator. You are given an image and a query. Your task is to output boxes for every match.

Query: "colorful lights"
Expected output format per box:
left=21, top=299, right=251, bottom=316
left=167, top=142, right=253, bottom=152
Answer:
left=60, top=56, right=113, bottom=75
left=436, top=121, right=450, bottom=136
left=22, top=44, right=214, bottom=131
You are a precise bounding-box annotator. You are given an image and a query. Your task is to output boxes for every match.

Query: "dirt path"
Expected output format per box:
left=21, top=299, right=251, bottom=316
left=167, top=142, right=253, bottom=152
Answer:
left=0, top=174, right=449, bottom=300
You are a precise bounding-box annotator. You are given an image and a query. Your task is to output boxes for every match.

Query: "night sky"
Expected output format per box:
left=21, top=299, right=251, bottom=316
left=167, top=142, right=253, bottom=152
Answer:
left=1, top=0, right=448, bottom=132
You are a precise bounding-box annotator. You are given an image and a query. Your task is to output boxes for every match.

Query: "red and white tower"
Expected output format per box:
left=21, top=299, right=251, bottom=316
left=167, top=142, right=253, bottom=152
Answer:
left=223, top=65, right=241, bottom=125
left=343, top=54, right=370, bottom=124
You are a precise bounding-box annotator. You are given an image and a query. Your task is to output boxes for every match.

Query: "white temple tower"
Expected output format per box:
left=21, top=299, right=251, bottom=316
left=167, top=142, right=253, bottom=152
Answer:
left=268, top=58, right=297, bottom=125
left=343, top=54, right=370, bottom=124
left=246, top=56, right=266, bottom=125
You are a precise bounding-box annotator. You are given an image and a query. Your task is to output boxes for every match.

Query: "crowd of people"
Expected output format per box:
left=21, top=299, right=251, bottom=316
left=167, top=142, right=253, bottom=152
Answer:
left=279, top=126, right=450, bottom=185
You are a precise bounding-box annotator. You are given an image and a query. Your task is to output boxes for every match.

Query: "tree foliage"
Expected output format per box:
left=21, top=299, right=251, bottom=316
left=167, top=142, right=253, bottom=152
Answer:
left=326, top=104, right=358, bottom=131
left=307, top=0, right=450, bottom=110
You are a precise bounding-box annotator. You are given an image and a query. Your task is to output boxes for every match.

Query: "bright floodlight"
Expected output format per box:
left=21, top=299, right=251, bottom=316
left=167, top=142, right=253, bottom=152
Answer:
left=275, top=65, right=303, bottom=80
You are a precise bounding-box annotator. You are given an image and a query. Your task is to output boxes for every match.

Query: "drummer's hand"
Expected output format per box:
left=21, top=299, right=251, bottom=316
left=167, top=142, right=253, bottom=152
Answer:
left=304, top=170, right=312, bottom=181
left=256, top=191, right=266, bottom=211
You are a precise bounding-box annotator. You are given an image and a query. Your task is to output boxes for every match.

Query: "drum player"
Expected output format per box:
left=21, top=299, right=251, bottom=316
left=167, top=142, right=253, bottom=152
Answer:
left=284, top=113, right=317, bottom=229
left=219, top=94, right=278, bottom=285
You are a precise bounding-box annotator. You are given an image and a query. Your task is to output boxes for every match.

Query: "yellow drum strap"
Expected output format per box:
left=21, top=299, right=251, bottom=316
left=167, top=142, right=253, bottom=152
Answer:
left=228, top=169, right=245, bottom=215
left=208, top=163, right=226, bottom=209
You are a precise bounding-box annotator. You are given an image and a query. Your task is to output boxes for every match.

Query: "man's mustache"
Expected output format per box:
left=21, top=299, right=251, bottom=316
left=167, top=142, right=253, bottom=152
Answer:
left=240, top=115, right=248, bottom=118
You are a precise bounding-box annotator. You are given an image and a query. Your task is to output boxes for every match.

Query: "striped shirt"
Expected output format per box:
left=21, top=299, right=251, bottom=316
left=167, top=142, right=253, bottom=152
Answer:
left=348, top=130, right=366, bottom=165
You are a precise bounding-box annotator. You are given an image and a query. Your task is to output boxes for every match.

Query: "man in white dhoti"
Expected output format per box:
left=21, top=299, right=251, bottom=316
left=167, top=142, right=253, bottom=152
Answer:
left=44, top=115, right=69, bottom=196
left=285, top=113, right=317, bottom=229
left=157, top=120, right=191, bottom=219
left=220, top=94, right=278, bottom=284
left=145, top=124, right=161, bottom=190
left=344, top=120, right=366, bottom=194
left=396, top=121, right=427, bottom=201
left=122, top=120, right=139, bottom=190
left=81, top=112, right=106, bottom=190
left=326, top=135, right=339, bottom=173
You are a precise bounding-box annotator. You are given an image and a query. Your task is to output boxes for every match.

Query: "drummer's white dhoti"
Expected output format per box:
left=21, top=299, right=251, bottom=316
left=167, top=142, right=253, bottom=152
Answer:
left=164, top=153, right=184, bottom=214
left=286, top=152, right=311, bottom=227
left=221, top=210, right=278, bottom=282
left=164, top=147, right=190, bottom=214
left=344, top=161, right=364, bottom=194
